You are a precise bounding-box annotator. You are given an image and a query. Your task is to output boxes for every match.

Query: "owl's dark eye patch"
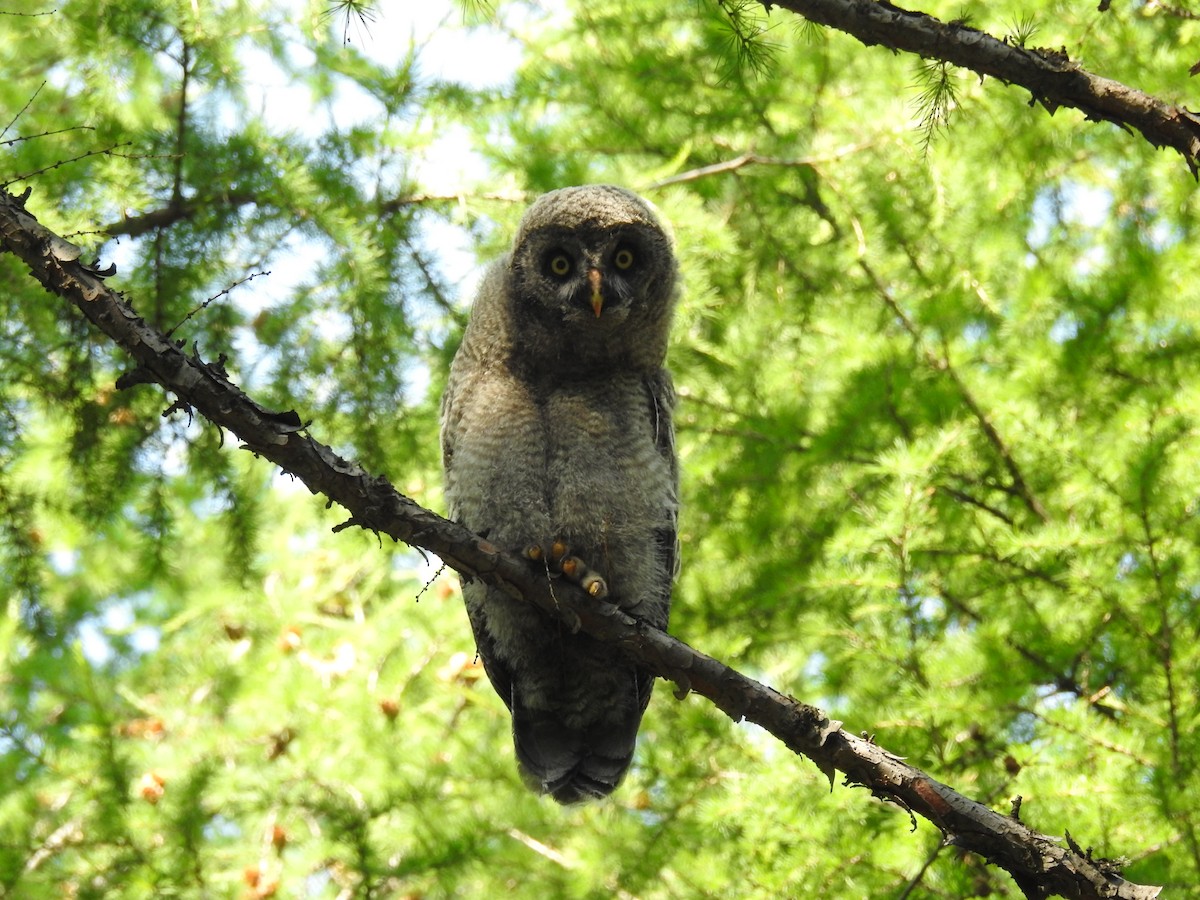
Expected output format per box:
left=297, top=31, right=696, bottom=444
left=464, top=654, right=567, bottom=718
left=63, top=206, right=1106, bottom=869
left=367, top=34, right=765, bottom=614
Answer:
left=544, top=250, right=574, bottom=278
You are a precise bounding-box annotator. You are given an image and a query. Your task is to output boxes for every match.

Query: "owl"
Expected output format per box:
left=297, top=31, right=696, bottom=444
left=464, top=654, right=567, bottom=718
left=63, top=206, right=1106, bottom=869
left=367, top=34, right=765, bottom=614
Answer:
left=440, top=185, right=679, bottom=803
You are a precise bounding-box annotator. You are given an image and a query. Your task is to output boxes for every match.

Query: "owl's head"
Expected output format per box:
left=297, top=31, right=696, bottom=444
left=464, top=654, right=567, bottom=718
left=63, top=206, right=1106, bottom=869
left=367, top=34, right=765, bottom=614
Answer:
left=506, top=185, right=677, bottom=370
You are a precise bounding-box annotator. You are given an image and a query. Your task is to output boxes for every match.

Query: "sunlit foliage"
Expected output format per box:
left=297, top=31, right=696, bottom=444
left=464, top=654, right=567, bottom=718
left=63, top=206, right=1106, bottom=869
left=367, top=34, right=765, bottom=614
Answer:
left=2, top=0, right=1199, bottom=895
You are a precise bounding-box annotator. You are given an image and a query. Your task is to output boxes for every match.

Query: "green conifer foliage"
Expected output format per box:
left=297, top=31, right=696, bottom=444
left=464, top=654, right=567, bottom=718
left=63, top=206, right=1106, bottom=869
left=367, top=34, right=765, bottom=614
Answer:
left=2, top=0, right=1198, bottom=896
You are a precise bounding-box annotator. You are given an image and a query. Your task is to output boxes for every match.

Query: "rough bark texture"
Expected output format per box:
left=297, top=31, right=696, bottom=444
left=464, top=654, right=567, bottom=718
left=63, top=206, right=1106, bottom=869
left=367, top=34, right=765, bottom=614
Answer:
left=0, top=187, right=1163, bottom=899
left=767, top=0, right=1200, bottom=176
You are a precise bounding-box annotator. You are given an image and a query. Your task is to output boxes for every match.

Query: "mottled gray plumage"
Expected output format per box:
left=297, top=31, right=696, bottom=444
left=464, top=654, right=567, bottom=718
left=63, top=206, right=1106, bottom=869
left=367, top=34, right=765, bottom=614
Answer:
left=440, top=185, right=679, bottom=803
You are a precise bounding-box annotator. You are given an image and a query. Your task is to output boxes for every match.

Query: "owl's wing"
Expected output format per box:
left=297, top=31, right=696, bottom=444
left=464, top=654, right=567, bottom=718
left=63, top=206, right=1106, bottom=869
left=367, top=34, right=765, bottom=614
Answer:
left=640, top=368, right=679, bottom=712
left=647, top=368, right=680, bottom=588
left=440, top=353, right=520, bottom=709
left=652, top=369, right=681, bottom=588
left=439, top=367, right=462, bottom=511
left=463, top=586, right=517, bottom=712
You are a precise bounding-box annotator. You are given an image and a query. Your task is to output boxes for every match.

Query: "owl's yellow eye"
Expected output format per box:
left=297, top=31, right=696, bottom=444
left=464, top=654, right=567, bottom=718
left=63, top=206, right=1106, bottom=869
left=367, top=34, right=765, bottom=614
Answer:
left=547, top=253, right=572, bottom=277
left=613, top=247, right=635, bottom=270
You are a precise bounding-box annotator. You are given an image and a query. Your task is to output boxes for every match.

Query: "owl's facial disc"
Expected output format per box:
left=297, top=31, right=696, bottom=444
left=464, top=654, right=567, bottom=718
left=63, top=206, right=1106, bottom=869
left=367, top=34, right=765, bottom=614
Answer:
left=539, top=243, right=626, bottom=323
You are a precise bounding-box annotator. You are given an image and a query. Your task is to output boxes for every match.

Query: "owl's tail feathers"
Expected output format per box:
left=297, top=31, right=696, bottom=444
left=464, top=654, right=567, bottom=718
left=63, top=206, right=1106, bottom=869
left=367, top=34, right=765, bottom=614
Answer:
left=512, top=706, right=641, bottom=804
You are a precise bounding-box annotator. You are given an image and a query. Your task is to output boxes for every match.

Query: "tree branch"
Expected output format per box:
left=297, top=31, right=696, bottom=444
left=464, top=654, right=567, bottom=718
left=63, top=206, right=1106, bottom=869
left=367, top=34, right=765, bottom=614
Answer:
left=855, top=250, right=1050, bottom=524
left=644, top=145, right=872, bottom=189
left=0, top=186, right=1161, bottom=900
left=765, top=0, right=1200, bottom=176
left=103, top=192, right=261, bottom=238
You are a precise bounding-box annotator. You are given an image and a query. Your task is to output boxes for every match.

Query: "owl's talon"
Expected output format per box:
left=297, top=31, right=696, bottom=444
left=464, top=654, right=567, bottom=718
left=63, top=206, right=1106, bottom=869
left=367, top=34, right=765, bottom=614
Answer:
left=583, top=575, right=609, bottom=599
left=561, top=555, right=608, bottom=600
left=526, top=541, right=610, bottom=600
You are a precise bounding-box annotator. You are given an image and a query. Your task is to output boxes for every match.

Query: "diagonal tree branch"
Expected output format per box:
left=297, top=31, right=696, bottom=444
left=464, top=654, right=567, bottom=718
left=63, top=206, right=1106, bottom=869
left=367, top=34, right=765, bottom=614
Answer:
left=764, top=0, right=1200, bottom=176
left=855, top=252, right=1050, bottom=524
left=0, top=187, right=1161, bottom=900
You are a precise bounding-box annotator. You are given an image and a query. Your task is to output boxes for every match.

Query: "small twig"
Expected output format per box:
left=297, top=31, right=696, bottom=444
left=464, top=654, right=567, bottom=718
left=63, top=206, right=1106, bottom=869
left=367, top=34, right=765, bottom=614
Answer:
left=165, top=270, right=271, bottom=338
left=1, top=124, right=95, bottom=148
left=1, top=81, right=45, bottom=141
left=506, top=828, right=576, bottom=869
left=644, top=144, right=873, bottom=189
left=1146, top=0, right=1200, bottom=20
left=379, top=189, right=527, bottom=214
left=1, top=142, right=136, bottom=189
left=413, top=563, right=447, bottom=602
left=896, top=836, right=949, bottom=899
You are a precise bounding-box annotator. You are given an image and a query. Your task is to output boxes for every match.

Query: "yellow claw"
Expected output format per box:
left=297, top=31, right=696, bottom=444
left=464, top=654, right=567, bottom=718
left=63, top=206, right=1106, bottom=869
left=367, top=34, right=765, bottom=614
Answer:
left=551, top=540, right=570, bottom=561
left=584, top=576, right=608, bottom=599
left=524, top=544, right=544, bottom=561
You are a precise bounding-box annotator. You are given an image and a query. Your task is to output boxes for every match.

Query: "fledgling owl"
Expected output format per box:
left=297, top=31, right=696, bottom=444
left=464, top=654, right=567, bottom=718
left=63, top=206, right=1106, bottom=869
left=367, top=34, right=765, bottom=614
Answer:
left=440, top=185, right=679, bottom=803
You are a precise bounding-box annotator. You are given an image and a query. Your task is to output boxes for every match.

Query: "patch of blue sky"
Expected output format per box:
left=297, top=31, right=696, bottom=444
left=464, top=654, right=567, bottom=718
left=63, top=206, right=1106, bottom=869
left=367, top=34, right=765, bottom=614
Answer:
left=1025, top=180, right=1112, bottom=276
left=961, top=320, right=989, bottom=345
left=76, top=594, right=162, bottom=667
left=48, top=547, right=80, bottom=577
left=1048, top=312, right=1080, bottom=344
left=225, top=3, right=527, bottom=391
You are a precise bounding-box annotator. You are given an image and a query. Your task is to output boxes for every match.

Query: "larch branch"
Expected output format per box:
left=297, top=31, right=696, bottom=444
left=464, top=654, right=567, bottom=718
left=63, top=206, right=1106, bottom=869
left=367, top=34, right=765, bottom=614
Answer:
left=765, top=0, right=1200, bottom=176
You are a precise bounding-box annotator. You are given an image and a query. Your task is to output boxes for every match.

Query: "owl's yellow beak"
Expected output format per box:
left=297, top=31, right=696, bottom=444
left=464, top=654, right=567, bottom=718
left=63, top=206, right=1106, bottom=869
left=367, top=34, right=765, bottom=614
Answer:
left=587, top=268, right=604, bottom=318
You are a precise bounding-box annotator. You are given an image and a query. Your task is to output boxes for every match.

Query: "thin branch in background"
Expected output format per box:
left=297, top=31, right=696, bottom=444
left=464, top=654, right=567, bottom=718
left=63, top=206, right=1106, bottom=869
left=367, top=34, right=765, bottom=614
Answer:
left=643, top=143, right=875, bottom=189
left=934, top=484, right=1015, bottom=527
left=379, top=189, right=528, bottom=213
left=1015, top=706, right=1154, bottom=767
left=1146, top=0, right=1200, bottom=19
left=1137, top=493, right=1200, bottom=873
left=506, top=829, right=576, bottom=869
left=403, top=238, right=467, bottom=326
left=896, top=836, right=949, bottom=900
left=170, top=40, right=191, bottom=209
left=150, top=37, right=196, bottom=326
left=0, top=143, right=136, bottom=189
left=166, top=271, right=273, bottom=339
left=858, top=252, right=1050, bottom=524
left=103, top=191, right=256, bottom=238
left=1, top=81, right=45, bottom=142
left=1, top=124, right=96, bottom=148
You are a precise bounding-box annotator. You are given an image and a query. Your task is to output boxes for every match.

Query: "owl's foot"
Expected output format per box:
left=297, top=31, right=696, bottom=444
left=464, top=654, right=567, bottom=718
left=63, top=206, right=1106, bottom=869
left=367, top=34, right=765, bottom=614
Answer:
left=524, top=540, right=609, bottom=599
left=561, top=555, right=609, bottom=599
